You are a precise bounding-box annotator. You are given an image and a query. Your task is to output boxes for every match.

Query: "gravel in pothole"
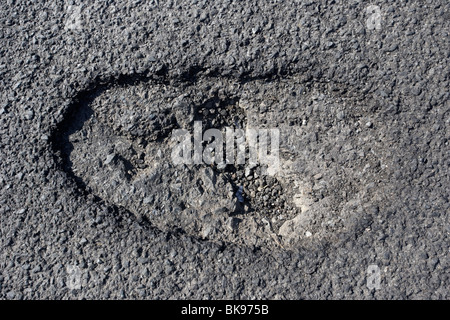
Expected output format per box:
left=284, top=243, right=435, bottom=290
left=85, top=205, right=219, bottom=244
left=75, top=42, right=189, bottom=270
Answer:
left=53, top=75, right=389, bottom=249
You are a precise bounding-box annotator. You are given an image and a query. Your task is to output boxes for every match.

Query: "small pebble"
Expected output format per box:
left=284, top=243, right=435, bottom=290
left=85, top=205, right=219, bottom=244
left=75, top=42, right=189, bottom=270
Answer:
left=24, top=110, right=34, bottom=120
left=104, top=153, right=115, bottom=165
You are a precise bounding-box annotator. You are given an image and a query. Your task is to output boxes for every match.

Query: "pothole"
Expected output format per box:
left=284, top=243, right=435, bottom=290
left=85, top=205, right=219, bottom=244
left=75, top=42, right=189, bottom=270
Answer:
left=52, top=73, right=389, bottom=249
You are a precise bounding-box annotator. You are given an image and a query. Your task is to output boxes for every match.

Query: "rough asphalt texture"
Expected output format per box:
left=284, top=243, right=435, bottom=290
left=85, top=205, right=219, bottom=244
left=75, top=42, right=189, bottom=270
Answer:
left=0, top=0, right=448, bottom=299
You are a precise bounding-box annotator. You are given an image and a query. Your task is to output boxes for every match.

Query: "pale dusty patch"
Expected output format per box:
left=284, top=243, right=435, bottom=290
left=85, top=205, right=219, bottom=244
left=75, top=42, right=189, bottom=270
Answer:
left=272, top=159, right=317, bottom=245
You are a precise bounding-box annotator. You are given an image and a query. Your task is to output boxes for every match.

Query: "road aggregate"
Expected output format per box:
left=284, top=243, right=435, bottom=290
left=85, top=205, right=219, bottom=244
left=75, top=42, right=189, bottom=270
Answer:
left=0, top=0, right=448, bottom=299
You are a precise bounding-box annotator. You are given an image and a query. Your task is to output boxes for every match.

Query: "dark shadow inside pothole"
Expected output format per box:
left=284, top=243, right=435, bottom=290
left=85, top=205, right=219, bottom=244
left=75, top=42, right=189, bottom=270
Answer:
left=52, top=97, right=95, bottom=193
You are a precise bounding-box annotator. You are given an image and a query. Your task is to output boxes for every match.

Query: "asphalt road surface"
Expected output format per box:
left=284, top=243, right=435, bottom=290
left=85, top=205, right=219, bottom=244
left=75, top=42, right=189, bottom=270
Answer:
left=0, top=0, right=448, bottom=299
